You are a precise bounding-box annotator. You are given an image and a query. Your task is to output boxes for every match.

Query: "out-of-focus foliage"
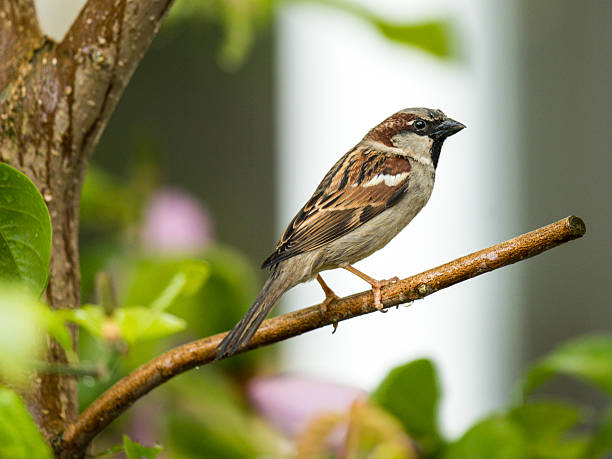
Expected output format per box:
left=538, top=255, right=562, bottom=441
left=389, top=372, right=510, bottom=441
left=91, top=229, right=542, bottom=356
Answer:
left=313, top=0, right=453, bottom=58
left=0, top=387, right=52, bottom=459
left=166, top=0, right=455, bottom=70
left=508, top=402, right=589, bottom=458
left=521, top=334, right=612, bottom=397
left=166, top=0, right=273, bottom=70
left=442, top=415, right=527, bottom=459
left=589, top=408, right=612, bottom=458
left=440, top=336, right=612, bottom=459
left=97, top=435, right=162, bottom=459
left=246, top=340, right=612, bottom=458
left=64, top=261, right=208, bottom=345
left=122, top=435, right=163, bottom=459
left=371, top=358, right=441, bottom=455
left=0, top=283, right=75, bottom=386
left=0, top=163, right=52, bottom=296
left=295, top=399, right=418, bottom=458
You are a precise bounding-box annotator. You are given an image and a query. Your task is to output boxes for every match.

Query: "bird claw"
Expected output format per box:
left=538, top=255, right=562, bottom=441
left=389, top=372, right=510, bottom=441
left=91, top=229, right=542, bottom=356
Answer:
left=372, top=277, right=399, bottom=312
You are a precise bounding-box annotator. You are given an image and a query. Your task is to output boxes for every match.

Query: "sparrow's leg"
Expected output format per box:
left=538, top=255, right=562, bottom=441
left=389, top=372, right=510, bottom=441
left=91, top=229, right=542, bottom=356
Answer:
left=343, top=265, right=399, bottom=312
left=316, top=274, right=339, bottom=333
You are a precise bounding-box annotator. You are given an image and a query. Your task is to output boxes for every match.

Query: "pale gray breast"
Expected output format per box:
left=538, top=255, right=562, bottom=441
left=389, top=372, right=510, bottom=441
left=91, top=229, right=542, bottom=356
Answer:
left=308, top=161, right=435, bottom=273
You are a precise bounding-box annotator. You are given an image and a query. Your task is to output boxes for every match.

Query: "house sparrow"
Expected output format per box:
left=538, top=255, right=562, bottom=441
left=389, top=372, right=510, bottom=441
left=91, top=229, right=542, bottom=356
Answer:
left=215, top=108, right=465, bottom=359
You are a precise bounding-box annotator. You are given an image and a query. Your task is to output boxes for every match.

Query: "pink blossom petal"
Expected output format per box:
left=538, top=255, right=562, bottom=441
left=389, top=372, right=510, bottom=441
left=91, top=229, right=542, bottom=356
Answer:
left=247, top=374, right=366, bottom=437
left=141, top=187, right=213, bottom=254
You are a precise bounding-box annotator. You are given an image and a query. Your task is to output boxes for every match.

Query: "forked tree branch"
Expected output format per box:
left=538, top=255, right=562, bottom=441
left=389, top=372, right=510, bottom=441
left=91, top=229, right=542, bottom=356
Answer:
left=60, top=215, right=586, bottom=455
left=1, top=1, right=176, bottom=447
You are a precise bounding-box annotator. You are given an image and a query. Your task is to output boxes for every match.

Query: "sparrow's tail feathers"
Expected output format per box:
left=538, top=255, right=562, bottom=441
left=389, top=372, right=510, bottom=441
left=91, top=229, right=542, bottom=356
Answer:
left=214, top=269, right=290, bottom=360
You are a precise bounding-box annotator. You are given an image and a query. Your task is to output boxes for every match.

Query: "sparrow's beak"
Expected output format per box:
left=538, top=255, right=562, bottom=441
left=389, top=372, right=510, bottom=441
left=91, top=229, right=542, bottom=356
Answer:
left=431, top=118, right=466, bottom=140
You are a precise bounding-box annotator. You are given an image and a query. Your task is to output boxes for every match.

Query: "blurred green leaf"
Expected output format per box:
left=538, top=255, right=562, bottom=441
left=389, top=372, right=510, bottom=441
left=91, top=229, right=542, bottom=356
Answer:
left=509, top=402, right=589, bottom=459
left=69, top=261, right=207, bottom=345
left=312, top=0, right=454, bottom=58
left=0, top=283, right=77, bottom=383
left=346, top=400, right=417, bottom=458
left=66, top=304, right=185, bottom=345
left=167, top=0, right=272, bottom=70
left=64, top=304, right=107, bottom=340
left=123, top=249, right=259, bottom=340
left=115, top=307, right=186, bottom=345
left=0, top=163, right=51, bottom=296
left=167, top=0, right=454, bottom=72
left=122, top=435, right=163, bottom=459
left=94, top=435, right=164, bottom=458
left=40, top=307, right=77, bottom=362
left=124, top=259, right=210, bottom=311
left=371, top=359, right=440, bottom=454
left=587, top=407, right=612, bottom=458
left=0, top=284, right=45, bottom=384
left=374, top=20, right=452, bottom=58
left=521, top=334, right=612, bottom=397
left=150, top=262, right=210, bottom=312
left=442, top=415, right=526, bottom=459
left=0, top=387, right=52, bottom=458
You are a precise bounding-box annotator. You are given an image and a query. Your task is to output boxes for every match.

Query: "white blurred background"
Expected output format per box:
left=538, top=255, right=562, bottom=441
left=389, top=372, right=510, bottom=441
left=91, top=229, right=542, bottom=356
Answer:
left=277, top=0, right=521, bottom=436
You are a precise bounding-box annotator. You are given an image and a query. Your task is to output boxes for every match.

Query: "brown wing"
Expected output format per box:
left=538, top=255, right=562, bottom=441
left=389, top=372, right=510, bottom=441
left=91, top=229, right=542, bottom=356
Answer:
left=261, top=146, right=412, bottom=269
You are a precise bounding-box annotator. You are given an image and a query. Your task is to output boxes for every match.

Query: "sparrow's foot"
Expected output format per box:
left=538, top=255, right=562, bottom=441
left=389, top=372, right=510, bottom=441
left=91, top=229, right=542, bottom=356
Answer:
left=343, top=266, right=399, bottom=312
left=316, top=274, right=339, bottom=333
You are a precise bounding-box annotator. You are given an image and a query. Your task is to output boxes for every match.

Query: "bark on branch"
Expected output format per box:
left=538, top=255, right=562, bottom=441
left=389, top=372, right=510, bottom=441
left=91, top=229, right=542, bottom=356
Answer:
left=60, top=215, right=586, bottom=455
left=0, top=0, right=175, bottom=450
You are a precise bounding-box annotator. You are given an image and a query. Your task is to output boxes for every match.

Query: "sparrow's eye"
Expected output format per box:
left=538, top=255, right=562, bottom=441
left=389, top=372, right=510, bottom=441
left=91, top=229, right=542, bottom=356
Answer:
left=414, top=119, right=427, bottom=131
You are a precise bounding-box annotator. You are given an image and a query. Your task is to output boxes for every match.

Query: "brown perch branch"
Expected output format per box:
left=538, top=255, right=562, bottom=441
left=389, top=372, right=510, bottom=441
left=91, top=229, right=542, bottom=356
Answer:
left=60, top=215, right=586, bottom=455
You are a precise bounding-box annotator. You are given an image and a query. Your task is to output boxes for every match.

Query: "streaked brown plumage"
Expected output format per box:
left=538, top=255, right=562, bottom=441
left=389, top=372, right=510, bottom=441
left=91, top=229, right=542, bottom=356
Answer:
left=215, top=108, right=465, bottom=360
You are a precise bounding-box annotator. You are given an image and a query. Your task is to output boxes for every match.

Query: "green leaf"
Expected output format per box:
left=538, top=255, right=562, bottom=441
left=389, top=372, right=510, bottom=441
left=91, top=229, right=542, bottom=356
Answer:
left=0, top=283, right=78, bottom=382
left=167, top=0, right=272, bottom=70
left=521, top=334, right=612, bottom=397
left=373, top=20, right=452, bottom=58
left=114, top=307, right=186, bottom=345
left=65, top=303, right=186, bottom=345
left=0, top=163, right=52, bottom=296
left=0, top=387, right=52, bottom=458
left=62, top=304, right=107, bottom=340
left=588, top=406, right=612, bottom=458
left=150, top=261, right=210, bottom=312
left=509, top=402, right=589, bottom=459
left=0, top=284, right=45, bottom=384
left=442, top=416, right=527, bottom=459
left=371, top=359, right=441, bottom=454
left=122, top=434, right=162, bottom=459
left=124, top=259, right=210, bottom=311
left=40, top=307, right=77, bottom=362
left=312, top=0, right=455, bottom=58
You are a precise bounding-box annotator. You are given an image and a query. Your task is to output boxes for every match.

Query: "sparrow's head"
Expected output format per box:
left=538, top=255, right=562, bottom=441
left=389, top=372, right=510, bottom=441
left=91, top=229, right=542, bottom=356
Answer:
left=364, top=107, right=465, bottom=168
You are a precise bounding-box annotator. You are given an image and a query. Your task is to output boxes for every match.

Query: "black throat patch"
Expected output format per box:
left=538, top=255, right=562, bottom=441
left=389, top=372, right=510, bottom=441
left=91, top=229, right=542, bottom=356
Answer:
left=431, top=139, right=443, bottom=169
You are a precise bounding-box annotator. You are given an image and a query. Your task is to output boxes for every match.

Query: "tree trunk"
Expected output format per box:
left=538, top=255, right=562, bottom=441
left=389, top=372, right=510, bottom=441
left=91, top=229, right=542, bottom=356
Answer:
left=0, top=0, right=174, bottom=455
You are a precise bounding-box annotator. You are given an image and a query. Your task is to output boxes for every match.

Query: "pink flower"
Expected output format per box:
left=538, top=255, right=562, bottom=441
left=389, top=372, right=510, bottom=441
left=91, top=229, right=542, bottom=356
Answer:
left=247, top=374, right=366, bottom=437
left=141, top=187, right=213, bottom=254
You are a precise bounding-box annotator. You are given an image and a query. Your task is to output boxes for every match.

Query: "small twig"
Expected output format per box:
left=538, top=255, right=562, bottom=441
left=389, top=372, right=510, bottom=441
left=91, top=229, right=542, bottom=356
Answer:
left=33, top=362, right=107, bottom=379
left=60, top=216, right=586, bottom=455
left=95, top=272, right=118, bottom=315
